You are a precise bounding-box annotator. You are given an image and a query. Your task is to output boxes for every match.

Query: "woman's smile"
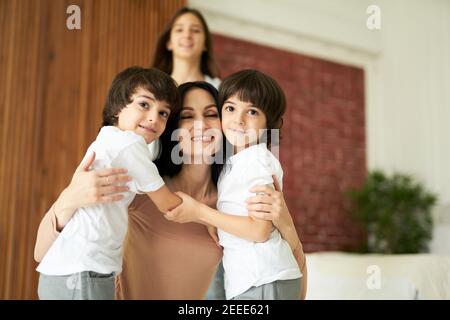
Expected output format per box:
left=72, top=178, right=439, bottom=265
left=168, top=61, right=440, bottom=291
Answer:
left=191, top=134, right=215, bottom=142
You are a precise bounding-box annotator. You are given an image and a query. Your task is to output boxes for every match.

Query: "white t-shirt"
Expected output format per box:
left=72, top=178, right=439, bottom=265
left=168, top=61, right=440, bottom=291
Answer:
left=204, top=75, right=221, bottom=89
left=37, top=126, right=165, bottom=276
left=217, top=143, right=301, bottom=299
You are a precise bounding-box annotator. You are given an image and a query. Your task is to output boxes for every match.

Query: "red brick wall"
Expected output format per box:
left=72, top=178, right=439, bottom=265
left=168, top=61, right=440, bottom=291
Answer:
left=213, top=34, right=367, bottom=252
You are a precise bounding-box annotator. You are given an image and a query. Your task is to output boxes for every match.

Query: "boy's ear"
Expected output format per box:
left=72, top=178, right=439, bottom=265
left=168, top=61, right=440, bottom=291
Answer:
left=274, top=117, right=284, bottom=129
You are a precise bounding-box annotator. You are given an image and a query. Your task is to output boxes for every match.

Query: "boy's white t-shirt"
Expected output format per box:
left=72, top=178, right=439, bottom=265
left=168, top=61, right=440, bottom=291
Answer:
left=204, top=75, right=221, bottom=89
left=217, top=143, right=302, bottom=299
left=36, top=126, right=165, bottom=276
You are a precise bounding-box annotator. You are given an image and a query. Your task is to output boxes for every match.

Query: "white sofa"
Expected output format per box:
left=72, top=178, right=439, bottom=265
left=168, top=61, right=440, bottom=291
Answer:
left=305, top=252, right=450, bottom=300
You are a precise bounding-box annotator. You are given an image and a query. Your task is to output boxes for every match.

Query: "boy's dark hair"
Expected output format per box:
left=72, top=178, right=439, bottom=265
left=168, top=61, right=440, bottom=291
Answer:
left=218, top=69, right=286, bottom=146
left=151, top=7, right=219, bottom=78
left=102, top=66, right=180, bottom=126
left=155, top=81, right=224, bottom=186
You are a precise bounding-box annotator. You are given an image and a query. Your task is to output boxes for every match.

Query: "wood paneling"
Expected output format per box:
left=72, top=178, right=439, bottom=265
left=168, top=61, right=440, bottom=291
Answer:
left=0, top=0, right=185, bottom=299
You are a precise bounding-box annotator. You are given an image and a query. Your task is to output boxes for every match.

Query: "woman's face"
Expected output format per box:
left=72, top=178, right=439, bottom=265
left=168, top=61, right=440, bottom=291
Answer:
left=177, top=88, right=222, bottom=161
left=167, top=13, right=206, bottom=60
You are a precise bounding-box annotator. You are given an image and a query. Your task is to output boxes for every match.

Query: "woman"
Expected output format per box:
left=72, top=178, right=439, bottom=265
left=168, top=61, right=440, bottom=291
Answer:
left=152, top=7, right=221, bottom=88
left=152, top=10, right=307, bottom=298
left=34, top=82, right=307, bottom=299
left=152, top=6, right=224, bottom=298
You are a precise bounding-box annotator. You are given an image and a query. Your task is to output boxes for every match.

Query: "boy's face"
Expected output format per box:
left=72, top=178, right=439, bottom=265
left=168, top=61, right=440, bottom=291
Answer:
left=221, top=94, right=267, bottom=151
left=116, top=87, right=171, bottom=144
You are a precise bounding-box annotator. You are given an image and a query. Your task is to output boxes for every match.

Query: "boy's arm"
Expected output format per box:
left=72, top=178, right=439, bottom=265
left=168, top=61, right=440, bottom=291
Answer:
left=113, top=142, right=182, bottom=213
left=165, top=192, right=272, bottom=242
left=198, top=204, right=272, bottom=243
left=146, top=185, right=182, bottom=213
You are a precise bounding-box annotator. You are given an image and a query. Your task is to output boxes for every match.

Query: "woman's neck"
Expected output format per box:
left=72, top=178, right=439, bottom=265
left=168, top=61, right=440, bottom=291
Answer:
left=171, top=163, right=216, bottom=202
left=171, top=57, right=205, bottom=85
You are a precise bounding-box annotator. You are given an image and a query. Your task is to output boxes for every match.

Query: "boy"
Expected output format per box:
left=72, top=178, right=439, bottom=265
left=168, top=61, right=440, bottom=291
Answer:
left=37, top=67, right=182, bottom=300
left=166, top=70, right=302, bottom=300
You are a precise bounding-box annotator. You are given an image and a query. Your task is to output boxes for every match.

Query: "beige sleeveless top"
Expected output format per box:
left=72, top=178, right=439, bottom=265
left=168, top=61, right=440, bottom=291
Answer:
left=115, top=192, right=223, bottom=299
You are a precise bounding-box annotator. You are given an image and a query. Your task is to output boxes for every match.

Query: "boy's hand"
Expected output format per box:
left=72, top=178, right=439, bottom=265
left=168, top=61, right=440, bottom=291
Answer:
left=56, top=151, right=130, bottom=230
left=164, top=192, right=202, bottom=223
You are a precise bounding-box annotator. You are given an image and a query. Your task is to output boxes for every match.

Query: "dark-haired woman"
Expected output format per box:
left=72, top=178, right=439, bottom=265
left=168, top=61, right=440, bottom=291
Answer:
left=152, top=6, right=223, bottom=299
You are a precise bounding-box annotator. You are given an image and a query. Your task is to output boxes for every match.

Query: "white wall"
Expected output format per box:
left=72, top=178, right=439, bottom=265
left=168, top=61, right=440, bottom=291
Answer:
left=189, top=0, right=450, bottom=250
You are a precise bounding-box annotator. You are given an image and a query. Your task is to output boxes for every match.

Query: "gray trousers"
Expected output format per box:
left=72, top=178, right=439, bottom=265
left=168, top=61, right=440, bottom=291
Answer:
left=232, top=278, right=301, bottom=300
left=38, top=271, right=115, bottom=300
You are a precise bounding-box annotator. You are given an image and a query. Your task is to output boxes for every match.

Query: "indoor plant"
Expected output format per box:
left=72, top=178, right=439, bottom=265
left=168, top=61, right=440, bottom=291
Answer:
left=347, top=170, right=437, bottom=254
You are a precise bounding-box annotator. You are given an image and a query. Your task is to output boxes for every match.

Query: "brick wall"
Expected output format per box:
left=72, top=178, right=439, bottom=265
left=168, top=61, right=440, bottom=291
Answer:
left=213, top=34, right=367, bottom=252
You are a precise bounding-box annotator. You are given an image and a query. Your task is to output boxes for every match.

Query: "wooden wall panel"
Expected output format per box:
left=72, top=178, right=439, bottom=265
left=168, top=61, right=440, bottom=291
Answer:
left=0, top=0, right=46, bottom=300
left=0, top=0, right=185, bottom=300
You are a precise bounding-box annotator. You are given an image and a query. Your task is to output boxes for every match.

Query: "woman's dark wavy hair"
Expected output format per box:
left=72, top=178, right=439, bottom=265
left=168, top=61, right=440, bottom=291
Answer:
left=151, top=7, right=219, bottom=78
left=154, top=81, right=224, bottom=186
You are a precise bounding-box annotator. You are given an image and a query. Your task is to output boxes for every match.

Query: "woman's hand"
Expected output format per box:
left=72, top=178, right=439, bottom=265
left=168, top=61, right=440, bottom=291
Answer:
left=246, top=175, right=294, bottom=232
left=248, top=176, right=308, bottom=299
left=164, top=191, right=203, bottom=223
left=54, top=151, right=131, bottom=230
left=207, top=225, right=220, bottom=247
